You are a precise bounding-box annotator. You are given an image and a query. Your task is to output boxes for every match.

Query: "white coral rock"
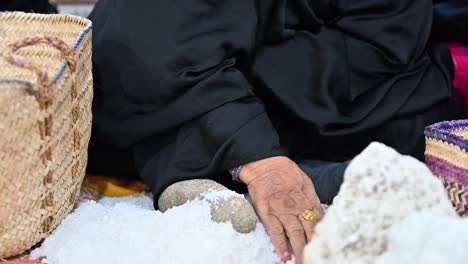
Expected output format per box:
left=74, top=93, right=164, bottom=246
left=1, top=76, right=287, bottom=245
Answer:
left=376, top=211, right=468, bottom=264
left=304, top=142, right=458, bottom=264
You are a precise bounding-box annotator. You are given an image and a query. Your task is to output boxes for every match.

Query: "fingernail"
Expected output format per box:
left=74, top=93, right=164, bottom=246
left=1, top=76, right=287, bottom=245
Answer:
left=283, top=251, right=292, bottom=261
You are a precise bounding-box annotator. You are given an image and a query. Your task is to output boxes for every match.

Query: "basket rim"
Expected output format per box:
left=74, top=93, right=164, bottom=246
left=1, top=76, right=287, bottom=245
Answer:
left=424, top=120, right=468, bottom=151
left=0, top=12, right=92, bottom=89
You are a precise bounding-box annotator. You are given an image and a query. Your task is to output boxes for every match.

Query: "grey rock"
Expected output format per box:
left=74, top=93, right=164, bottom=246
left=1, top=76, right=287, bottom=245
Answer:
left=158, top=179, right=225, bottom=212
left=158, top=179, right=257, bottom=233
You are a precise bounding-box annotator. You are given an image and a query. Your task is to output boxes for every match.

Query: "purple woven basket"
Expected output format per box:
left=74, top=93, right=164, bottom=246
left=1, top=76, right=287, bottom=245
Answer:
left=425, top=120, right=468, bottom=216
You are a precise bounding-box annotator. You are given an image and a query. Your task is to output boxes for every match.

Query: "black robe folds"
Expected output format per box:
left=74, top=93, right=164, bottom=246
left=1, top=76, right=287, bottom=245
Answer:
left=0, top=0, right=57, bottom=13
left=88, top=0, right=464, bottom=199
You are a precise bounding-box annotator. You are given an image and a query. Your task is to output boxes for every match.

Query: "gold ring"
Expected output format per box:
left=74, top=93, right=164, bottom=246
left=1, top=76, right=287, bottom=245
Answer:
left=302, top=209, right=317, bottom=222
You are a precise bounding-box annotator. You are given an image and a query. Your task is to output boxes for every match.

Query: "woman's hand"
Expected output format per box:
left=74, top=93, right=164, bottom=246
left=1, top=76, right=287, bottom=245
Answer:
left=240, top=157, right=324, bottom=264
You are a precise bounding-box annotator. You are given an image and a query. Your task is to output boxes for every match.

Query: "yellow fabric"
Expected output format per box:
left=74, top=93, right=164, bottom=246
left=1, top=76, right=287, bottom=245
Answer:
left=83, top=175, right=150, bottom=197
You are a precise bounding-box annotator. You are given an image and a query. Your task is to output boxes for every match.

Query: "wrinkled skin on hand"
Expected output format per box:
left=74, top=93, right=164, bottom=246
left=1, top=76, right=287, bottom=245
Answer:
left=240, top=157, right=325, bottom=264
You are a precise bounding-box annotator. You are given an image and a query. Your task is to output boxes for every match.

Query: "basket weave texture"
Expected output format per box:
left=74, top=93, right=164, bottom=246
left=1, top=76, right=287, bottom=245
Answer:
left=0, top=12, right=92, bottom=257
left=425, top=120, right=468, bottom=217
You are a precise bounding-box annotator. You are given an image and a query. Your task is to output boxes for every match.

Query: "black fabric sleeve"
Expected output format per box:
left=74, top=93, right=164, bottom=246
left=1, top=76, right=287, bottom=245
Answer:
left=0, top=0, right=57, bottom=13
left=90, top=0, right=286, bottom=196
left=432, top=0, right=468, bottom=42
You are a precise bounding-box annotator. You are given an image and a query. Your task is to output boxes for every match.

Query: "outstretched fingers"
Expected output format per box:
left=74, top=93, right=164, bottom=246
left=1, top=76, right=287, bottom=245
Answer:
left=262, top=215, right=292, bottom=261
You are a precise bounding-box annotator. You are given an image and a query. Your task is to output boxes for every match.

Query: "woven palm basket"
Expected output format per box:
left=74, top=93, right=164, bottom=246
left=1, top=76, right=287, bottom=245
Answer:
left=425, top=120, right=468, bottom=217
left=0, top=12, right=92, bottom=257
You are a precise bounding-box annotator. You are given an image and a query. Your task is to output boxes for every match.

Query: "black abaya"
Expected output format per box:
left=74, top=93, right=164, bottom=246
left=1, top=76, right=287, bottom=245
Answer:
left=0, top=0, right=57, bottom=13
left=88, top=0, right=464, bottom=201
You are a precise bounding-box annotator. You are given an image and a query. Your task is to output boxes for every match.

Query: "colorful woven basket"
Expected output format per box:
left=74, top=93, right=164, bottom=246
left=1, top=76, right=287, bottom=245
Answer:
left=425, top=120, right=468, bottom=216
left=0, top=12, right=92, bottom=257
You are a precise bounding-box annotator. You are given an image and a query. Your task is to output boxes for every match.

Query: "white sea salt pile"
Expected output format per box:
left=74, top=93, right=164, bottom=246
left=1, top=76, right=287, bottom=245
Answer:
left=32, top=192, right=288, bottom=264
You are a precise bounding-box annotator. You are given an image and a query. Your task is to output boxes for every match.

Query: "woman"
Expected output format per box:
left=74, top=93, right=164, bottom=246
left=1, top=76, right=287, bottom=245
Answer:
left=88, top=0, right=465, bottom=262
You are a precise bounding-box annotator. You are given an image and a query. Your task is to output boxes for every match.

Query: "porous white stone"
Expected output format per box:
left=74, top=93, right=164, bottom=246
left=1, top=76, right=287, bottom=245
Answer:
left=304, top=142, right=457, bottom=264
left=376, top=211, right=468, bottom=264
